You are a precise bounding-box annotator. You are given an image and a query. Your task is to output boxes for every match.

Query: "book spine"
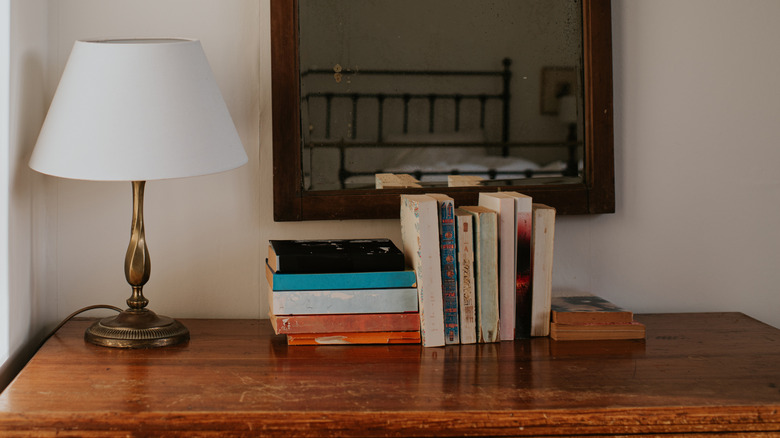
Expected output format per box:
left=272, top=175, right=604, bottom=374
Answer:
left=266, top=263, right=417, bottom=291
left=550, top=321, right=646, bottom=341
left=271, top=313, right=421, bottom=334
left=286, top=331, right=421, bottom=345
left=437, top=198, right=460, bottom=344
left=475, top=210, right=500, bottom=343
left=515, top=199, right=533, bottom=339
left=479, top=194, right=517, bottom=341
left=401, top=195, right=445, bottom=347
left=271, top=288, right=419, bottom=315
left=530, top=204, right=555, bottom=337
left=274, top=254, right=403, bottom=274
left=455, top=211, right=477, bottom=344
left=268, top=240, right=405, bottom=274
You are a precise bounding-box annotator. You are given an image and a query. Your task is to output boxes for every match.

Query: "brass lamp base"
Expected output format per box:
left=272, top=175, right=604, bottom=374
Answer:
left=85, top=181, right=190, bottom=349
left=85, top=308, right=189, bottom=349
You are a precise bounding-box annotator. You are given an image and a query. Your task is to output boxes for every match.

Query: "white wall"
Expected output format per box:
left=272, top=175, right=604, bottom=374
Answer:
left=1, top=0, right=57, bottom=385
left=10, top=0, right=780, bottom=370
left=583, top=0, right=780, bottom=327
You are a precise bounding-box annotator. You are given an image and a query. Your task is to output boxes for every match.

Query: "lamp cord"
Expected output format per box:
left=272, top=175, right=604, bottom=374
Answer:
left=36, top=304, right=123, bottom=352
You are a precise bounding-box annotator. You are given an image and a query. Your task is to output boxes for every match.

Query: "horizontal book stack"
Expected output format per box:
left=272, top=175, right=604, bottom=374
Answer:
left=267, top=239, right=421, bottom=345
left=400, top=192, right=556, bottom=347
left=549, top=293, right=646, bottom=341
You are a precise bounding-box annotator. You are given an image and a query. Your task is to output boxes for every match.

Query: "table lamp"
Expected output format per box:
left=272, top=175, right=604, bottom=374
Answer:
left=28, top=39, right=248, bottom=348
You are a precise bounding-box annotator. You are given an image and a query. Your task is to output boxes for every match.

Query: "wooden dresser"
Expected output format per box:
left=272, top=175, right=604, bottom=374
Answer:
left=1, top=313, right=778, bottom=436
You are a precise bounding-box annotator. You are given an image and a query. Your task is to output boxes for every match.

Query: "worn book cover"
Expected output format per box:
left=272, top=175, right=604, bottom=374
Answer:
left=270, top=288, right=419, bottom=315
left=454, top=208, right=477, bottom=344
left=550, top=321, right=646, bottom=341
left=428, top=193, right=460, bottom=344
left=502, top=192, right=533, bottom=339
left=478, top=192, right=518, bottom=341
left=268, top=239, right=405, bottom=273
left=400, top=195, right=446, bottom=347
left=460, top=205, right=499, bottom=343
left=530, top=203, right=555, bottom=337
left=265, top=261, right=416, bottom=291
left=551, top=293, right=634, bottom=325
left=270, top=312, right=420, bottom=334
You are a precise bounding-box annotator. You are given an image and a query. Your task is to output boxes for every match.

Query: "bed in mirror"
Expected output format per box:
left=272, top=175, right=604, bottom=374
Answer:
left=272, top=0, right=614, bottom=221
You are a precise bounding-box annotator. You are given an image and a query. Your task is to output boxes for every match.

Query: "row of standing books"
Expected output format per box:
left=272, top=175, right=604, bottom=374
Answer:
left=265, top=238, right=423, bottom=345
left=400, top=192, right=556, bottom=347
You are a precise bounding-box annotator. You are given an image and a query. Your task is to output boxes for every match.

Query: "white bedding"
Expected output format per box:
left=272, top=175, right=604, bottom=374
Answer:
left=309, top=130, right=573, bottom=189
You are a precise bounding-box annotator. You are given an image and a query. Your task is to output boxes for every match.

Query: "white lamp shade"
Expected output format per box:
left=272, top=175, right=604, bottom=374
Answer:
left=29, top=38, right=248, bottom=181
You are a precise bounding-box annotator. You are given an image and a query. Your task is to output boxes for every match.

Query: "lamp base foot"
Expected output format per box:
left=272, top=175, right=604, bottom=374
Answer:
left=85, top=308, right=189, bottom=348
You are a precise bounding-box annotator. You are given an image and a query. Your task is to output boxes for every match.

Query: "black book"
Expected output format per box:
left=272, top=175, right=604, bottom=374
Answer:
left=267, top=239, right=405, bottom=274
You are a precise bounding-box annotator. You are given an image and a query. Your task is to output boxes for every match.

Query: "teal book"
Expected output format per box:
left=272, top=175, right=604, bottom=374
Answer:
left=427, top=194, right=460, bottom=345
left=266, top=261, right=416, bottom=291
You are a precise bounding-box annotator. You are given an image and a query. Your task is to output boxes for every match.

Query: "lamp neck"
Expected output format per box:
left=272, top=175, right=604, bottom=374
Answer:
left=125, top=181, right=150, bottom=310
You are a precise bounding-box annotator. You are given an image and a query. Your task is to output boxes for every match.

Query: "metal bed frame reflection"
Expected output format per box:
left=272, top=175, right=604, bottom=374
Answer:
left=300, top=58, right=579, bottom=189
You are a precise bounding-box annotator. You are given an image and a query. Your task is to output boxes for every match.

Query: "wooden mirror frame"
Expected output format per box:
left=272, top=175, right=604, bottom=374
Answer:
left=272, top=0, right=614, bottom=221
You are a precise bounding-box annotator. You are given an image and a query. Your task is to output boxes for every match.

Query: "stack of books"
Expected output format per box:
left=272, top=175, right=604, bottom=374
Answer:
left=400, top=192, right=556, bottom=347
left=548, top=293, right=646, bottom=341
left=266, top=239, right=421, bottom=345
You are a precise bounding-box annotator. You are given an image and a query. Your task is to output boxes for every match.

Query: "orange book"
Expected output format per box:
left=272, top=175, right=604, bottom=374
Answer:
left=286, top=331, right=421, bottom=346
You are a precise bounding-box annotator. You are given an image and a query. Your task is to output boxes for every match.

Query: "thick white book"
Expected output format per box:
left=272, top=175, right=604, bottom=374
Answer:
left=479, top=192, right=518, bottom=340
left=400, top=194, right=446, bottom=347
left=271, top=288, right=419, bottom=315
left=530, top=203, right=556, bottom=337
left=454, top=208, right=477, bottom=344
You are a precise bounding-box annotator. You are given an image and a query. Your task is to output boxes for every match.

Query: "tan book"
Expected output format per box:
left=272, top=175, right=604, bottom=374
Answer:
left=530, top=203, right=556, bottom=337
left=478, top=192, right=518, bottom=340
left=454, top=208, right=477, bottom=344
left=550, top=321, right=646, bottom=341
left=459, top=205, right=499, bottom=343
left=376, top=173, right=421, bottom=189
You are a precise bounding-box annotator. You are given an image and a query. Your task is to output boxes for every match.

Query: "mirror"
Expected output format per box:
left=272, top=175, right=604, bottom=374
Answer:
left=272, top=0, right=614, bottom=221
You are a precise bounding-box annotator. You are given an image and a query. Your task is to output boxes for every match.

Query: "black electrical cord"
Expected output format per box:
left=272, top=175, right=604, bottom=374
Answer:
left=36, top=304, right=123, bottom=352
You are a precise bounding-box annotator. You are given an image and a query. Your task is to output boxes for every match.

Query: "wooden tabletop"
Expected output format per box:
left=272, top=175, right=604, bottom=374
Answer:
left=1, top=313, right=779, bottom=436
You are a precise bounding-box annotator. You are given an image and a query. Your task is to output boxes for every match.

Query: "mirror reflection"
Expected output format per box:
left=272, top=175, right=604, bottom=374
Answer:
left=299, top=0, right=584, bottom=191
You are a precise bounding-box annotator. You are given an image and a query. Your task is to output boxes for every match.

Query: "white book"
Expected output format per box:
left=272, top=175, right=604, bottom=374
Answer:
left=479, top=192, right=518, bottom=340
left=530, top=203, right=556, bottom=337
left=271, top=288, right=419, bottom=315
left=454, top=208, right=477, bottom=344
left=400, top=194, right=446, bottom=347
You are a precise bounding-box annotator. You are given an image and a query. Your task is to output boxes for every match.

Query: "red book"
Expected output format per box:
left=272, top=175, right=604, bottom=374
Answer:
left=270, top=313, right=420, bottom=334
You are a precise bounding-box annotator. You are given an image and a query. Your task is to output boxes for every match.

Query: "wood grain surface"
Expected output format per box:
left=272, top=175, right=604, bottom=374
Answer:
left=1, top=313, right=779, bottom=436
